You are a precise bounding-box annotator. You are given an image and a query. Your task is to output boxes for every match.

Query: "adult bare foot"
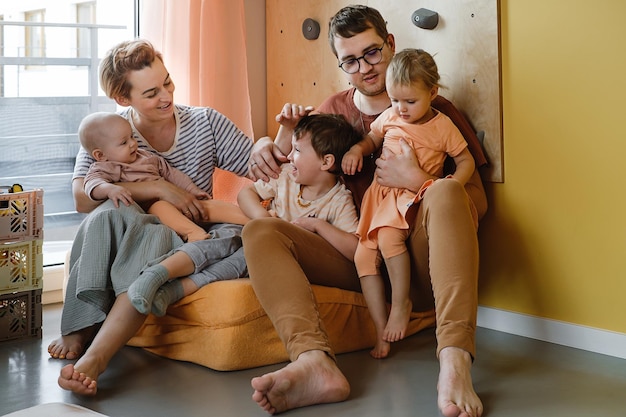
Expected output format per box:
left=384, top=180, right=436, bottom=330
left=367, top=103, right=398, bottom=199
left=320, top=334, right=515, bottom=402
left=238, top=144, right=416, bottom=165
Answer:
left=437, top=347, right=483, bottom=417
left=58, top=364, right=97, bottom=396
left=48, top=327, right=95, bottom=360
left=250, top=350, right=350, bottom=414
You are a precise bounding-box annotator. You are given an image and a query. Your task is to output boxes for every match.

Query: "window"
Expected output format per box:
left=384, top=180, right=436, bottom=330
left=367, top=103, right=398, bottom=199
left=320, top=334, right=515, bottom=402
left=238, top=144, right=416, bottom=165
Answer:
left=76, top=2, right=95, bottom=58
left=0, top=1, right=136, bottom=267
left=25, top=10, right=45, bottom=59
left=0, top=15, right=4, bottom=96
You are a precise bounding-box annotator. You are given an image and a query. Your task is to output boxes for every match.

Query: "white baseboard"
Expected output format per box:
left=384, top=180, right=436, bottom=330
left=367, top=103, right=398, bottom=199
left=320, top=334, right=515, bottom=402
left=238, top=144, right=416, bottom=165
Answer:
left=477, top=306, right=626, bottom=360
left=42, top=265, right=65, bottom=305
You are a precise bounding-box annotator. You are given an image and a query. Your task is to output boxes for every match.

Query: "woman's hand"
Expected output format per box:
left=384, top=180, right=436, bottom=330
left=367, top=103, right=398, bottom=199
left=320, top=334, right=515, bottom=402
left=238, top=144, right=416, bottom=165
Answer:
left=249, top=104, right=315, bottom=182
left=248, top=137, right=288, bottom=182
left=154, top=179, right=208, bottom=222
left=375, top=139, right=435, bottom=192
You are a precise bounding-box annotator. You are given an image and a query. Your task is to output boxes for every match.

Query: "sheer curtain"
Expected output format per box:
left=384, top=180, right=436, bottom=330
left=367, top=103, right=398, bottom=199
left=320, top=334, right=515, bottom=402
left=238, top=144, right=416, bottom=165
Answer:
left=140, top=0, right=253, bottom=202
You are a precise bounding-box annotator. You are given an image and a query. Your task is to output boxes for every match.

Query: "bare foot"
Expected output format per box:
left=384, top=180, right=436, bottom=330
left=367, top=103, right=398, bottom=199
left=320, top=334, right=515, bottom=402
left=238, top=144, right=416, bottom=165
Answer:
left=250, top=350, right=350, bottom=414
left=437, top=347, right=483, bottom=417
left=186, top=230, right=211, bottom=242
left=48, top=327, right=95, bottom=360
left=383, top=300, right=412, bottom=342
left=58, top=364, right=98, bottom=396
left=370, top=337, right=391, bottom=359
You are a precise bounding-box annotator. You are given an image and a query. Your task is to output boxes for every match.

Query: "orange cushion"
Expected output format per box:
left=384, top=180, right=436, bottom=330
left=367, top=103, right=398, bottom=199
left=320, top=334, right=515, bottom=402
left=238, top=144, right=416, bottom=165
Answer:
left=128, top=278, right=436, bottom=371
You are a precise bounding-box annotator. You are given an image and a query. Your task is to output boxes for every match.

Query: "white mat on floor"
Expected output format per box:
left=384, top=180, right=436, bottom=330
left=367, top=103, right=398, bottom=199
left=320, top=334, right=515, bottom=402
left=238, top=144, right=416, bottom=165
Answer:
left=2, top=403, right=108, bottom=417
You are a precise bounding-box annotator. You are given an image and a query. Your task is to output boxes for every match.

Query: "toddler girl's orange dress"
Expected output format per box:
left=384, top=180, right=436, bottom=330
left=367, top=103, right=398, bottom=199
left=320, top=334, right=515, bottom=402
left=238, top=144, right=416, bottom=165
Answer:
left=357, top=108, right=469, bottom=248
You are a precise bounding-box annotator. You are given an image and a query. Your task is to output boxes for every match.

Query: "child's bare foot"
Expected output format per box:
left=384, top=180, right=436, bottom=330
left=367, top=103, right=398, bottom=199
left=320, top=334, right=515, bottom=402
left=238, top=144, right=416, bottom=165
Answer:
left=438, top=347, right=483, bottom=417
left=383, top=300, right=412, bottom=342
left=58, top=364, right=98, bottom=396
left=251, top=350, right=350, bottom=414
left=186, top=230, right=211, bottom=242
left=370, top=337, right=391, bottom=359
left=48, top=327, right=94, bottom=359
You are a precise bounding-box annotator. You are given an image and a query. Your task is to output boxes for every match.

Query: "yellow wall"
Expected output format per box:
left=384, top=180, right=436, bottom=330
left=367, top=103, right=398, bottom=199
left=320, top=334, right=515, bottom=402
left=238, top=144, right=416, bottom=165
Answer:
left=263, top=0, right=626, bottom=334
left=479, top=0, right=626, bottom=333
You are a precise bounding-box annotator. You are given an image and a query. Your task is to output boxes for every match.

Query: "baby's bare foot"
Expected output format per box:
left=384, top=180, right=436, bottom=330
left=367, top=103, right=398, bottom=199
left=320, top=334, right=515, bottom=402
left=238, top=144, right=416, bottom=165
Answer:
left=186, top=230, right=211, bottom=242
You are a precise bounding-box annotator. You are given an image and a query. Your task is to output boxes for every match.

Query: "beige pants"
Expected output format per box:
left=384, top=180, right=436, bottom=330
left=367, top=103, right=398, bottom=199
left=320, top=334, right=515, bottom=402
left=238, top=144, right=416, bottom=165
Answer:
left=244, top=172, right=486, bottom=361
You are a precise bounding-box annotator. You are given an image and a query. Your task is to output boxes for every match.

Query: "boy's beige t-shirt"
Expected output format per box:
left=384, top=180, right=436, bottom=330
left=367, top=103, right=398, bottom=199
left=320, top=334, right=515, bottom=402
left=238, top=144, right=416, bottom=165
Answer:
left=253, top=164, right=358, bottom=234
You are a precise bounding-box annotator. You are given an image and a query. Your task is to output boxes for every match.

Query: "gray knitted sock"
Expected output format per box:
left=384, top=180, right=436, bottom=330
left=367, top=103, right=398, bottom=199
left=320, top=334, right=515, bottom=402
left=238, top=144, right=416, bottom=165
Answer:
left=151, top=280, right=185, bottom=317
left=127, top=264, right=170, bottom=315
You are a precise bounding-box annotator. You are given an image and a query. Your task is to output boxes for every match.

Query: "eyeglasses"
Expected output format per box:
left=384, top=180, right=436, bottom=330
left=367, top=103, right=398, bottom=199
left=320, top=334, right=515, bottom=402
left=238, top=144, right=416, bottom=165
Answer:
left=338, top=45, right=385, bottom=74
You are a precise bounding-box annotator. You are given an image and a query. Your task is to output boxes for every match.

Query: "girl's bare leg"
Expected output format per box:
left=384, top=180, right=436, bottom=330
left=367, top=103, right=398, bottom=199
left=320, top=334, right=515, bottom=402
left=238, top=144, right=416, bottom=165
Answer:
left=383, top=251, right=413, bottom=342
left=360, top=274, right=391, bottom=359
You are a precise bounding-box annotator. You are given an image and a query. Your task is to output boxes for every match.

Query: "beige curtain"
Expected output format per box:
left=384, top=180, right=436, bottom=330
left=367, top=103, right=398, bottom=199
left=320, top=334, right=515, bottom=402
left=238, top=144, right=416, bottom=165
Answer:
left=140, top=0, right=253, bottom=202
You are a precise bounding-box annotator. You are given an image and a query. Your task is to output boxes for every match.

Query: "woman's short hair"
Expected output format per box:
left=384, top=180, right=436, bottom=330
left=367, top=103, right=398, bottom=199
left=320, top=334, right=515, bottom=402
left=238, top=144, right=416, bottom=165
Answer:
left=99, top=39, right=163, bottom=99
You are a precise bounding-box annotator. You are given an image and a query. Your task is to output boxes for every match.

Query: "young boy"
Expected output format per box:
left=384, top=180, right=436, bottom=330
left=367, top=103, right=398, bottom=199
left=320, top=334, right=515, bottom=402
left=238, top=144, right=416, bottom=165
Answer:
left=78, top=112, right=249, bottom=242
left=238, top=114, right=361, bottom=260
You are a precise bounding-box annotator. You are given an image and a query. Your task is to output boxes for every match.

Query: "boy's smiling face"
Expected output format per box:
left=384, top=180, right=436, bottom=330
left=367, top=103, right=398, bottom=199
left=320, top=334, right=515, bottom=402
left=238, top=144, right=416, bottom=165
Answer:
left=287, top=133, right=323, bottom=185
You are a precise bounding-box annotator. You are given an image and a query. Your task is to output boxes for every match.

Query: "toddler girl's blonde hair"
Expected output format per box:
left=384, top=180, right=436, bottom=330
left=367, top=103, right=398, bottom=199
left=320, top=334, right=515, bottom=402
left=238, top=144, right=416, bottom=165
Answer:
left=386, top=48, right=441, bottom=90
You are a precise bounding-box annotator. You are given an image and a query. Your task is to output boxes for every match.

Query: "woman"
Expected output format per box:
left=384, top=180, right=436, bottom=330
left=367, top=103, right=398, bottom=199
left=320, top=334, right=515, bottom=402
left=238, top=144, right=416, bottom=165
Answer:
left=47, top=39, right=254, bottom=396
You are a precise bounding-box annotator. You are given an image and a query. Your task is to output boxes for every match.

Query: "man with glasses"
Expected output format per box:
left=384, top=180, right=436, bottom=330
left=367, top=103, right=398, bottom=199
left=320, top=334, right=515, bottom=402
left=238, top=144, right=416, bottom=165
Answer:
left=247, top=5, right=487, bottom=417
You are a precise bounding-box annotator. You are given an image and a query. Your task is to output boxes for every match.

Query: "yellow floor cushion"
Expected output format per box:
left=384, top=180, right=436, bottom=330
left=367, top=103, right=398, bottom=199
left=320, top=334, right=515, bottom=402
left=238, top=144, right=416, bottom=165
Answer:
left=128, top=278, right=436, bottom=371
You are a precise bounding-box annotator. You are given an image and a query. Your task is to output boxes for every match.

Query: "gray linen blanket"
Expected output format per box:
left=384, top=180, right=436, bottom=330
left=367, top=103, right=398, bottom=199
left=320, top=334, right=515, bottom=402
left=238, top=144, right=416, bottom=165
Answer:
left=61, top=201, right=183, bottom=334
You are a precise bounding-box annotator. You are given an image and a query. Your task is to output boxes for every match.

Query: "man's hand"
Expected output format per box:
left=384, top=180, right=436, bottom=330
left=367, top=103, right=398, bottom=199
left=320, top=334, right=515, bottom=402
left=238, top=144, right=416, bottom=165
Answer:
left=275, top=103, right=315, bottom=130
left=375, top=139, right=433, bottom=192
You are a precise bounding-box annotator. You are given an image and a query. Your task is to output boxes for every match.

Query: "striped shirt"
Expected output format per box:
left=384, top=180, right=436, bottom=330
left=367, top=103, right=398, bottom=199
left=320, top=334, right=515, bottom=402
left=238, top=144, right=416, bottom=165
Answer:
left=74, top=104, right=253, bottom=197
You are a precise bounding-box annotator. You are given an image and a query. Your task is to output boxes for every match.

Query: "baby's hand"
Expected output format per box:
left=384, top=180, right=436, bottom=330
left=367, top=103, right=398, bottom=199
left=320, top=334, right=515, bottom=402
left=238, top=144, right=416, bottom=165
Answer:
left=107, top=185, right=134, bottom=208
left=342, top=148, right=363, bottom=175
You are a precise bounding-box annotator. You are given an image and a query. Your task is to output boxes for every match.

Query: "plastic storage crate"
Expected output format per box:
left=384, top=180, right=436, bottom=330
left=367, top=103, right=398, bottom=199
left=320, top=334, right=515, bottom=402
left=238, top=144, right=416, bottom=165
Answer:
left=0, top=239, right=43, bottom=295
left=0, top=288, right=42, bottom=341
left=0, top=189, right=44, bottom=243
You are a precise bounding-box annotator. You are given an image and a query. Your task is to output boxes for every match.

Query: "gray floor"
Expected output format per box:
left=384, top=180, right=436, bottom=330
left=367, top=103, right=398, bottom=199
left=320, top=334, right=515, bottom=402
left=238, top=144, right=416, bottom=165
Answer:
left=1, top=303, right=625, bottom=417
